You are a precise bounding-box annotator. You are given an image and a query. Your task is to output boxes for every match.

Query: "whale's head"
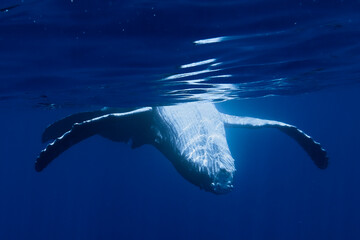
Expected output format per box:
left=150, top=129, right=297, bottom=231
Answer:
left=208, top=166, right=234, bottom=194
left=158, top=134, right=236, bottom=195
left=187, top=145, right=236, bottom=195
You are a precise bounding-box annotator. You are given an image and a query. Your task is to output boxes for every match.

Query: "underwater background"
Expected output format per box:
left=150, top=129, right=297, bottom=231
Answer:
left=0, top=0, right=360, bottom=239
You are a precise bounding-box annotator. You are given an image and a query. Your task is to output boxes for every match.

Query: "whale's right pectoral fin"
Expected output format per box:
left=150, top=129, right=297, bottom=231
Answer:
left=221, top=113, right=328, bottom=169
left=35, top=107, right=153, bottom=172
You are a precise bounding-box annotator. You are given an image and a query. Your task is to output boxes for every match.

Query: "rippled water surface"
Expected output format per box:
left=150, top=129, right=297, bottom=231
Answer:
left=1, top=0, right=360, bottom=107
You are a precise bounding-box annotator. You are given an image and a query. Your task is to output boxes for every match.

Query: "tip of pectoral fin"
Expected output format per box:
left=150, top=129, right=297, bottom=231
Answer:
left=35, top=143, right=58, bottom=172
left=309, top=143, right=328, bottom=169
left=35, top=156, right=44, bottom=172
left=281, top=126, right=328, bottom=169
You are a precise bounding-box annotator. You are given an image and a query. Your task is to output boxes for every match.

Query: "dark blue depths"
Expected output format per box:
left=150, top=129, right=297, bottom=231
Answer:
left=0, top=86, right=359, bottom=240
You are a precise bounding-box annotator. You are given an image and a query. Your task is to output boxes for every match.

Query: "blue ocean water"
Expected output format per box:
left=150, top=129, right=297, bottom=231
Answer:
left=0, top=0, right=360, bottom=239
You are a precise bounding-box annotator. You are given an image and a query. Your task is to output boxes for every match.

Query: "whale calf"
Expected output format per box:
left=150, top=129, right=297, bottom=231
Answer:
left=36, top=102, right=328, bottom=194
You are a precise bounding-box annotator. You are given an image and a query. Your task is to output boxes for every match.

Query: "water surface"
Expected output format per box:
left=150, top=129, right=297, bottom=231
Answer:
left=1, top=0, right=359, bottom=107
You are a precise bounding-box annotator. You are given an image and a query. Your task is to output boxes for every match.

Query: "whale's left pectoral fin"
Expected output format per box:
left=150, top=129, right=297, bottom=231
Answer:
left=35, top=107, right=153, bottom=172
left=42, top=107, right=135, bottom=143
left=221, top=113, right=328, bottom=169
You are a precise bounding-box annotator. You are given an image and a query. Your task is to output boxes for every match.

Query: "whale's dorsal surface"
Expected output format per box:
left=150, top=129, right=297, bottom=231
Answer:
left=36, top=102, right=328, bottom=194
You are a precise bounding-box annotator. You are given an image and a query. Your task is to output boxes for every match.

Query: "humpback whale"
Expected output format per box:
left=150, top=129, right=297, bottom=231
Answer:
left=36, top=102, right=328, bottom=194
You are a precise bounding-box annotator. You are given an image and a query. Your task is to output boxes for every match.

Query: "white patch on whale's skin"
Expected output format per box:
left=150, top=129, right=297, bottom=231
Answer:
left=35, top=102, right=328, bottom=194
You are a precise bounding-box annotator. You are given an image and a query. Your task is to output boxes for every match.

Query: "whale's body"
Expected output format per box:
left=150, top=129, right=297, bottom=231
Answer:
left=36, top=102, right=328, bottom=194
left=153, top=104, right=235, bottom=193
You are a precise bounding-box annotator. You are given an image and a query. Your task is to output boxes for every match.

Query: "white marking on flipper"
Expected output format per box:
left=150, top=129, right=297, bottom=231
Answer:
left=221, top=113, right=328, bottom=169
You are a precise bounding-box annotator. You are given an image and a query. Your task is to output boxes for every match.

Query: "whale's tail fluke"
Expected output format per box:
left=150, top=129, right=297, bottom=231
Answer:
left=36, top=107, right=152, bottom=172
left=221, top=114, right=328, bottom=169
